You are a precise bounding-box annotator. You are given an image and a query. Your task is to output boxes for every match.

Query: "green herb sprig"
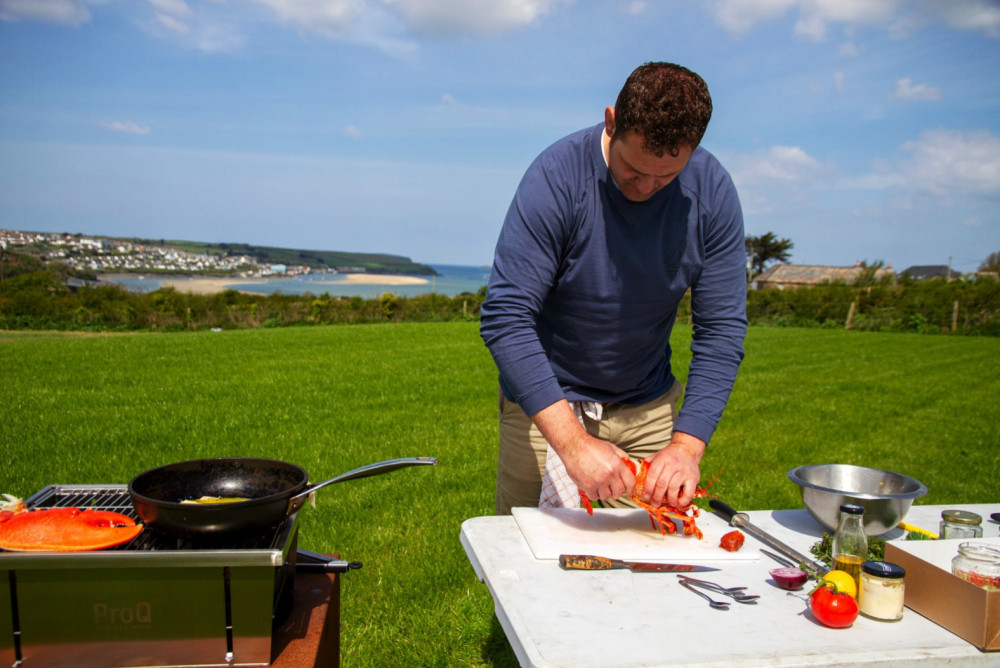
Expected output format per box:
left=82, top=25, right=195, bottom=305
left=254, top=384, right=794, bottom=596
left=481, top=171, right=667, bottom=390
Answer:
left=810, top=532, right=886, bottom=567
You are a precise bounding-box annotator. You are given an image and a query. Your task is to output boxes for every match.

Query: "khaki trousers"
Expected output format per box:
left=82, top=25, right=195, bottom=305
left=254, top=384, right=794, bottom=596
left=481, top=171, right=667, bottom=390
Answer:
left=494, top=380, right=683, bottom=515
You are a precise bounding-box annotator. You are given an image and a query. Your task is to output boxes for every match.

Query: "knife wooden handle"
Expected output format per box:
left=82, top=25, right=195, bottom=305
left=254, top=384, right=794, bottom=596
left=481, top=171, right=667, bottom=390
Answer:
left=559, top=554, right=617, bottom=570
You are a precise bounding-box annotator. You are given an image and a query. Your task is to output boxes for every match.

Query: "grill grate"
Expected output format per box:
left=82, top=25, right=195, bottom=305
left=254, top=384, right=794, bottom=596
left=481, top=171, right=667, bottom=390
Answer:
left=24, top=485, right=291, bottom=551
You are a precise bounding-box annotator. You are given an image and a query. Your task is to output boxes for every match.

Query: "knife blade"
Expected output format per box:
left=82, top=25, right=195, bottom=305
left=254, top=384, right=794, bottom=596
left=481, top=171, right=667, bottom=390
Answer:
left=559, top=554, right=719, bottom=572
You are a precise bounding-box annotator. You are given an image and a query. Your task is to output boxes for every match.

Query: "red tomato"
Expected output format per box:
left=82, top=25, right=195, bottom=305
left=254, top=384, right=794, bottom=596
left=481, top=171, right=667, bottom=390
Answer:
left=719, top=530, right=745, bottom=552
left=809, top=583, right=859, bottom=628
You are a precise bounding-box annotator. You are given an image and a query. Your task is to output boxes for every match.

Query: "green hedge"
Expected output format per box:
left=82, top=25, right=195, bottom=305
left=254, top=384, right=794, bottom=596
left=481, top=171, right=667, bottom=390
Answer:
left=0, top=270, right=485, bottom=331
left=1, top=265, right=998, bottom=335
left=742, top=277, right=1000, bottom=335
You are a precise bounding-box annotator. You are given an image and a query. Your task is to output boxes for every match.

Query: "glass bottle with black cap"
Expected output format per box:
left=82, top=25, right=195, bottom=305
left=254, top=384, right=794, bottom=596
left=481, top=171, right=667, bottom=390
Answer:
left=832, top=503, right=868, bottom=590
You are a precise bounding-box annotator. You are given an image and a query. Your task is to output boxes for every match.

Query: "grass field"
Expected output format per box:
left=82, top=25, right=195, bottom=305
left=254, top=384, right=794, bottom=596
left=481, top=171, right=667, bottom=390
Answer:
left=2, top=323, right=998, bottom=666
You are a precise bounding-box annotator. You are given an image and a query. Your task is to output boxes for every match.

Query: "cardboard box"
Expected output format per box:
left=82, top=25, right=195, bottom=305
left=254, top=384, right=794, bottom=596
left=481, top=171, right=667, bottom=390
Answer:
left=885, top=537, right=1000, bottom=651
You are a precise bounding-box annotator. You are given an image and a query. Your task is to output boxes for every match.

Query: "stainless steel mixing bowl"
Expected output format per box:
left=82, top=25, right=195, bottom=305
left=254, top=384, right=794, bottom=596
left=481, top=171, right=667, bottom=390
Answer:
left=787, top=464, right=928, bottom=536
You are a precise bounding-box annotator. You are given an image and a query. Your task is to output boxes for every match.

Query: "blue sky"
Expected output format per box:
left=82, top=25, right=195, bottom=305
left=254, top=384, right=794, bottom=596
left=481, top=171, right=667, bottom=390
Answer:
left=1, top=0, right=998, bottom=271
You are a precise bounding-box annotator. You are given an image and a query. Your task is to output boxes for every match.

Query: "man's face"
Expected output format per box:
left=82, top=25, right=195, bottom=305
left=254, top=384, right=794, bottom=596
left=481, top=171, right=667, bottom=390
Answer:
left=604, top=107, right=693, bottom=202
left=607, top=132, right=693, bottom=202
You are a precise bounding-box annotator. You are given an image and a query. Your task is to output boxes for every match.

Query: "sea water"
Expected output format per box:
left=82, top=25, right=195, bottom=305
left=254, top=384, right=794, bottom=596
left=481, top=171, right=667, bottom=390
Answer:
left=106, top=264, right=492, bottom=299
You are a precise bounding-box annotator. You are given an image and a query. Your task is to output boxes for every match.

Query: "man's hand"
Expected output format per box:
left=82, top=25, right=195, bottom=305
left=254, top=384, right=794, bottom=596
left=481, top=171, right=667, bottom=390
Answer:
left=636, top=432, right=707, bottom=508
left=531, top=400, right=635, bottom=500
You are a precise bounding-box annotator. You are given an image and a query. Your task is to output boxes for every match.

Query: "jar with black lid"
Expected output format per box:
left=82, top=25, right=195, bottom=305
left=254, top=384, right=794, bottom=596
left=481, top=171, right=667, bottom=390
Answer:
left=858, top=561, right=905, bottom=621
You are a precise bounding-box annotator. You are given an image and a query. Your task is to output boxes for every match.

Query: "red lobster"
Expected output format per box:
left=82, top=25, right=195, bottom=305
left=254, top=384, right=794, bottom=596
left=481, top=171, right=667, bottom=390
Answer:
left=0, top=494, right=143, bottom=552
left=579, top=458, right=717, bottom=540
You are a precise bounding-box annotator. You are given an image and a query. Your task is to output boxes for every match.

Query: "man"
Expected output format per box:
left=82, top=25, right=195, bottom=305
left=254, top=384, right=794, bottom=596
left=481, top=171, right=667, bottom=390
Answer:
left=480, top=62, right=747, bottom=516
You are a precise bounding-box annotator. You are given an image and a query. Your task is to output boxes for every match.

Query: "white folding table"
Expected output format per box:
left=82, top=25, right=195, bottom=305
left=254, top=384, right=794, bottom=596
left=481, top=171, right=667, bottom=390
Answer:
left=461, top=503, right=999, bottom=667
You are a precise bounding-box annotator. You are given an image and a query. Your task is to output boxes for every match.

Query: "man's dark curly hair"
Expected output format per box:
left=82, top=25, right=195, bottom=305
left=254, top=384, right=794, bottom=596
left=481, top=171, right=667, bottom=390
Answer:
left=612, top=62, right=713, bottom=158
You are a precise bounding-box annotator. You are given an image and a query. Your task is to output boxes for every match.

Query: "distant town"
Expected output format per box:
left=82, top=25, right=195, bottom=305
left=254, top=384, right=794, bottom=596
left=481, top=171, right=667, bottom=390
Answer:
left=0, top=229, right=374, bottom=278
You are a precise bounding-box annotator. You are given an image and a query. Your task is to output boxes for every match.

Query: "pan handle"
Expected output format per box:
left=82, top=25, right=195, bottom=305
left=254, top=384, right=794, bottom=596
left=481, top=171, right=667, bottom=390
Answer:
left=285, top=457, right=437, bottom=516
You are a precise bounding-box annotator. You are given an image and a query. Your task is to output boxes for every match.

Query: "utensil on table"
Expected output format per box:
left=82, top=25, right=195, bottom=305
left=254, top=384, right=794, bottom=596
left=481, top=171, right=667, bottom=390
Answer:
left=677, top=575, right=760, bottom=603
left=679, top=580, right=730, bottom=609
left=710, top=498, right=828, bottom=576
left=761, top=548, right=796, bottom=568
left=676, top=574, right=746, bottom=592
left=559, top=554, right=719, bottom=573
left=702, top=587, right=759, bottom=604
left=129, top=456, right=437, bottom=538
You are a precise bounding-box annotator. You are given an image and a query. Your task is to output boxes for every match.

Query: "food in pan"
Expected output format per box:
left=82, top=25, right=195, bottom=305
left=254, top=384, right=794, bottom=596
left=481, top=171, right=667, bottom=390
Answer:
left=180, top=496, right=251, bottom=504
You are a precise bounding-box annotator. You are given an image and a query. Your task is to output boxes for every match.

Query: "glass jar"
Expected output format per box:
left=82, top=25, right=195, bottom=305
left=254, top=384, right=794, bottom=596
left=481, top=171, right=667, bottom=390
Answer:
left=939, top=510, right=983, bottom=539
left=858, top=561, right=905, bottom=621
left=952, top=542, right=1000, bottom=590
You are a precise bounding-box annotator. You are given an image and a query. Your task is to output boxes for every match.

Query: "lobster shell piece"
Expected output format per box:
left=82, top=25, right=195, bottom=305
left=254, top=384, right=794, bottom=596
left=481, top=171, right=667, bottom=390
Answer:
left=0, top=507, right=143, bottom=551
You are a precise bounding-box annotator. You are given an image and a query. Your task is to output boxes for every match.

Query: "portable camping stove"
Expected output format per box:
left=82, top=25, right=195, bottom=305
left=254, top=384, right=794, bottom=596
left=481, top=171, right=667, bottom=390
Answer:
left=1, top=485, right=356, bottom=668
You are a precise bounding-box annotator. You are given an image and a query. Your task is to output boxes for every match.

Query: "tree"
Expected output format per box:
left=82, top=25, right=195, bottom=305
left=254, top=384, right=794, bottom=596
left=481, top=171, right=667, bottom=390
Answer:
left=979, top=251, right=1000, bottom=274
left=745, top=232, right=793, bottom=279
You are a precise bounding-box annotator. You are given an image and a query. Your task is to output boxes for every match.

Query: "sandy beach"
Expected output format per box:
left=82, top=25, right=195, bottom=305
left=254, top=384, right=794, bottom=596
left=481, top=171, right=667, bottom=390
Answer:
left=158, top=273, right=429, bottom=295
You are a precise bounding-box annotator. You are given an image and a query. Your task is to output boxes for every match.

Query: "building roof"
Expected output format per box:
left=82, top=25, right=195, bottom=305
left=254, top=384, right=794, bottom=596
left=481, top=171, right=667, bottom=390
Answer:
left=754, top=263, right=894, bottom=286
left=899, top=265, right=951, bottom=280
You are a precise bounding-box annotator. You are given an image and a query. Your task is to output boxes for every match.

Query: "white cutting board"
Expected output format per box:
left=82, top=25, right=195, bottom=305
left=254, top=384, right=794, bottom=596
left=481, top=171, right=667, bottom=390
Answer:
left=512, top=506, right=761, bottom=562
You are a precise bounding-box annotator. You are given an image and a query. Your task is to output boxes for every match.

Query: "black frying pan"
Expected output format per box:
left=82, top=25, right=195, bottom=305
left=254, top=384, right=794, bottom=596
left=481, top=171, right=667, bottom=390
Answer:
left=128, top=456, right=437, bottom=538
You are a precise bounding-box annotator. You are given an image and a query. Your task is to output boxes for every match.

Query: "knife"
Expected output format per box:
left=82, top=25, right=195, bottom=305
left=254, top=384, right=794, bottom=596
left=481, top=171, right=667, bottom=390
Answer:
left=709, top=498, right=828, bottom=576
left=559, top=554, right=719, bottom=572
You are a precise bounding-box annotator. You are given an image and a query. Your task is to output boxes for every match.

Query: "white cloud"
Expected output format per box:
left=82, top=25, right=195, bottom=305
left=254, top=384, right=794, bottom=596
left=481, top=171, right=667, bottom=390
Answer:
left=921, top=0, right=1000, bottom=38
left=250, top=0, right=572, bottom=47
left=3, top=0, right=575, bottom=40
left=728, top=145, right=825, bottom=188
left=842, top=129, right=1000, bottom=198
left=150, top=0, right=191, bottom=18
left=710, top=0, right=797, bottom=35
left=253, top=0, right=362, bottom=37
left=899, top=129, right=1000, bottom=197
left=0, top=0, right=90, bottom=25
left=344, top=124, right=362, bottom=139
left=438, top=93, right=512, bottom=127
left=189, top=22, right=245, bottom=52
left=379, top=0, right=573, bottom=37
left=710, top=0, right=999, bottom=40
left=838, top=40, right=862, bottom=57
left=149, top=0, right=192, bottom=35
left=253, top=0, right=417, bottom=57
left=833, top=71, right=845, bottom=93
left=156, top=11, right=191, bottom=34
left=99, top=121, right=152, bottom=136
left=620, top=1, right=646, bottom=16
left=139, top=0, right=245, bottom=53
left=793, top=0, right=900, bottom=41
left=891, top=77, right=941, bottom=101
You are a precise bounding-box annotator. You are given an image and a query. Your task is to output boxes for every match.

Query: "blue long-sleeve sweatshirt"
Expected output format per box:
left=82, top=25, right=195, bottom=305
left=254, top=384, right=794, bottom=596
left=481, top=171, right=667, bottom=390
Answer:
left=480, top=123, right=747, bottom=445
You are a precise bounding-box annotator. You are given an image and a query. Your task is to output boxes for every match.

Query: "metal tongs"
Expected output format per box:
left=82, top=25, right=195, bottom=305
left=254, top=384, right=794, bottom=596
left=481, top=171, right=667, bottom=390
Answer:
left=677, top=574, right=760, bottom=604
